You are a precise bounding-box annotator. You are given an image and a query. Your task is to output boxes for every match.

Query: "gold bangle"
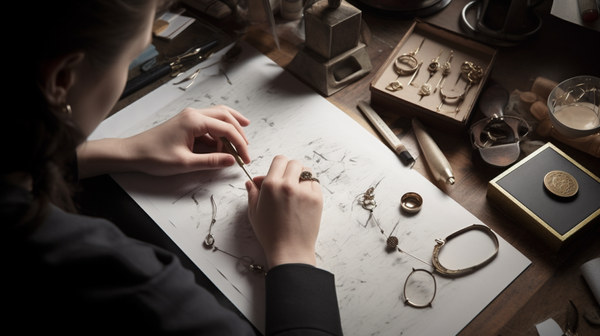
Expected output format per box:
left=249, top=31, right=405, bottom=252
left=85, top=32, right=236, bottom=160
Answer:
left=431, top=224, right=499, bottom=277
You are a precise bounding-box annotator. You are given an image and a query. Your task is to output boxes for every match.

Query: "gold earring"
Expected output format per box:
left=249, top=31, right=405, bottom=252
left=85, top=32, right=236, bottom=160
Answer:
left=63, top=104, right=72, bottom=115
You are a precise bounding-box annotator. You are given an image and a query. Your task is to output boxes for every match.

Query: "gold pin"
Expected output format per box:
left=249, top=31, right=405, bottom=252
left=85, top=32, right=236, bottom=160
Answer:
left=419, top=49, right=444, bottom=100
left=434, top=50, right=453, bottom=93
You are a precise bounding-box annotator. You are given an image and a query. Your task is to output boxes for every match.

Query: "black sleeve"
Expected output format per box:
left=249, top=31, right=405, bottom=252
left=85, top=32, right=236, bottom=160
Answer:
left=8, top=206, right=257, bottom=336
left=5, top=192, right=343, bottom=335
left=266, top=264, right=343, bottom=336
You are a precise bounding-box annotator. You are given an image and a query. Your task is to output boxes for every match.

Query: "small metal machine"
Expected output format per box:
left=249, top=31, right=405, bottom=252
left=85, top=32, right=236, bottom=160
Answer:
left=287, top=0, right=372, bottom=96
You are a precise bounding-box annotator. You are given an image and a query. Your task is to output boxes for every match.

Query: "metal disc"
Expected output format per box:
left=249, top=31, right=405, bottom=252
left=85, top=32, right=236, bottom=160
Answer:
left=543, top=170, right=579, bottom=197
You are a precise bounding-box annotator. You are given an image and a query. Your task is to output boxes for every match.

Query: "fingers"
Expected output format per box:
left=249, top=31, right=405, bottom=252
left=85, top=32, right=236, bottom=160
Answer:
left=245, top=176, right=265, bottom=220
left=188, top=112, right=251, bottom=164
left=191, top=105, right=250, bottom=144
left=180, top=152, right=236, bottom=171
left=283, top=159, right=303, bottom=183
left=178, top=106, right=251, bottom=163
left=265, top=156, right=320, bottom=190
left=264, top=155, right=289, bottom=180
left=246, top=178, right=259, bottom=216
left=253, top=176, right=266, bottom=189
left=245, top=156, right=322, bottom=268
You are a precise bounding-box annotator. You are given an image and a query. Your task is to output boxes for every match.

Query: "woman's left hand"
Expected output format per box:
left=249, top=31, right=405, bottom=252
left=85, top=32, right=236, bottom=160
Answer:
left=77, top=105, right=250, bottom=179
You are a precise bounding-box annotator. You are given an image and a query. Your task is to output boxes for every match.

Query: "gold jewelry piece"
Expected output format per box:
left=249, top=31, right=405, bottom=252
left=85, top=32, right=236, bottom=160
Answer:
left=393, top=38, right=425, bottom=75
left=63, top=104, right=72, bottom=115
left=437, top=61, right=483, bottom=114
left=394, top=54, right=419, bottom=75
left=434, top=50, right=453, bottom=93
left=386, top=61, right=423, bottom=92
left=418, top=83, right=433, bottom=98
left=401, top=192, right=423, bottom=213
left=177, top=61, right=220, bottom=91
left=386, top=38, right=425, bottom=91
left=386, top=80, right=403, bottom=92
left=408, top=61, right=423, bottom=88
left=300, top=171, right=320, bottom=183
left=419, top=49, right=444, bottom=100
left=360, top=187, right=377, bottom=210
left=431, top=224, right=499, bottom=277
left=427, top=49, right=444, bottom=73
left=203, top=195, right=267, bottom=275
left=358, top=187, right=432, bottom=267
left=403, top=268, right=437, bottom=308
left=544, top=170, right=579, bottom=197
left=355, top=186, right=499, bottom=309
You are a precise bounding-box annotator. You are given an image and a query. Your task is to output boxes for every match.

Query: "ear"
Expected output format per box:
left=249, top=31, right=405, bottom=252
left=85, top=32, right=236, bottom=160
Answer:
left=39, top=52, right=85, bottom=108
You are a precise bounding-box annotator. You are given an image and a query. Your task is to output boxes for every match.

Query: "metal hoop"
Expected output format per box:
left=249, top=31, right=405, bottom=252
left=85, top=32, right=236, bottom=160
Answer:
left=431, top=224, right=499, bottom=277
left=403, top=268, right=437, bottom=308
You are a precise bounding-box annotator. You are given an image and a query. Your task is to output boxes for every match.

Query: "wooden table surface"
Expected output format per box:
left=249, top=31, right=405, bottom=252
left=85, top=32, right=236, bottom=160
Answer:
left=243, top=1, right=600, bottom=335
left=108, top=0, right=600, bottom=334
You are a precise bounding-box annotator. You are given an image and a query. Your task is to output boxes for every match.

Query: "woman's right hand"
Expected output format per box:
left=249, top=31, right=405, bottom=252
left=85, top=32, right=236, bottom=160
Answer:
left=246, top=155, right=323, bottom=268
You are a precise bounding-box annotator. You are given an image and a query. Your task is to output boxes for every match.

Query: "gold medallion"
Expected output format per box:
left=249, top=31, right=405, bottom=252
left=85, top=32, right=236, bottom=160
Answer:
left=544, top=170, right=579, bottom=197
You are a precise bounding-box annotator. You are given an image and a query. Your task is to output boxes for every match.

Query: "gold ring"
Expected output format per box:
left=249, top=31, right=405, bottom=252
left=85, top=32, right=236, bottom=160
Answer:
left=394, top=54, right=419, bottom=75
left=299, top=171, right=319, bottom=183
left=400, top=192, right=423, bottom=213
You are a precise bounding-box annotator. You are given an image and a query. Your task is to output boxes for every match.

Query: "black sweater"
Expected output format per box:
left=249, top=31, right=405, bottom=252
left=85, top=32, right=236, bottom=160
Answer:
left=1, top=179, right=343, bottom=335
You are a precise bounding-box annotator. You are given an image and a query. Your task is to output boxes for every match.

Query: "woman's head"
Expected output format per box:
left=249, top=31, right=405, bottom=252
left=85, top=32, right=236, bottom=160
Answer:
left=35, top=0, right=157, bottom=136
left=4, top=0, right=163, bottom=212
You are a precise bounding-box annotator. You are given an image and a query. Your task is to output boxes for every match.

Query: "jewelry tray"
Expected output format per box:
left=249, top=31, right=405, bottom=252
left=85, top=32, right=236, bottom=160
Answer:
left=370, top=19, right=497, bottom=133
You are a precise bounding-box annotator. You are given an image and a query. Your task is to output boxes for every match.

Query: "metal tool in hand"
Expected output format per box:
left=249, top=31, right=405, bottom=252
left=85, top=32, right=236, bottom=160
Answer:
left=419, top=49, right=444, bottom=100
left=220, top=137, right=258, bottom=189
left=386, top=38, right=425, bottom=91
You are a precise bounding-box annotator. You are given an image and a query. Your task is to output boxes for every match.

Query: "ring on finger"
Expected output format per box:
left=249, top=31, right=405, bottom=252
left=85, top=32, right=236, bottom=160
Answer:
left=299, top=171, right=320, bottom=183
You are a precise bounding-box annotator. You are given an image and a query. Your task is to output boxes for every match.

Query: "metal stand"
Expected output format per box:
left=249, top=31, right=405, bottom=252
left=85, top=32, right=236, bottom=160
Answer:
left=287, top=0, right=372, bottom=96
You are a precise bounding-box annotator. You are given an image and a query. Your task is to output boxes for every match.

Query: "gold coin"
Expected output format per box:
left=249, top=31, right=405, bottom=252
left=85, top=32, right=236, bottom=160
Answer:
left=543, top=170, right=579, bottom=197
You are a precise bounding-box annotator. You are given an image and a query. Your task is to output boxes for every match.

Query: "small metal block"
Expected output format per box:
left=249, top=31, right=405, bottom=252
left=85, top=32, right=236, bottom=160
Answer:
left=305, top=1, right=362, bottom=59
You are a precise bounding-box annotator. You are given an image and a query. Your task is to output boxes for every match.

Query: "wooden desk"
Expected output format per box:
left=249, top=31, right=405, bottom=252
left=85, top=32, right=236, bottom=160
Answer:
left=243, top=1, right=600, bottom=334
left=82, top=0, right=600, bottom=335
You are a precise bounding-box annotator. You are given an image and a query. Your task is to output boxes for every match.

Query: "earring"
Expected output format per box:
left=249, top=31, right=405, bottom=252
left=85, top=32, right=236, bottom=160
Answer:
left=63, top=104, right=72, bottom=115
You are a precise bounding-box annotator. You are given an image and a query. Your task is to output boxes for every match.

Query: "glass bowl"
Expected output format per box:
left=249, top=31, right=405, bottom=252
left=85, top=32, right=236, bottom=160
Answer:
left=547, top=76, right=600, bottom=138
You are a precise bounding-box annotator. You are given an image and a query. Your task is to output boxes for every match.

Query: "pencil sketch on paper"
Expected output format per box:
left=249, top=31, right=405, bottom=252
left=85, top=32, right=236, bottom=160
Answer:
left=105, top=43, right=531, bottom=336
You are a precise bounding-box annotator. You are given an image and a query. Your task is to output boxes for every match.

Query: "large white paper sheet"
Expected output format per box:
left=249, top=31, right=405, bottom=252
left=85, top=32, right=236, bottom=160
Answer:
left=91, top=42, right=530, bottom=335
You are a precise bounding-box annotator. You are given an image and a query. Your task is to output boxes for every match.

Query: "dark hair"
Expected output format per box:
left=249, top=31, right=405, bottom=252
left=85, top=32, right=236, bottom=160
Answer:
left=3, top=0, right=165, bottom=233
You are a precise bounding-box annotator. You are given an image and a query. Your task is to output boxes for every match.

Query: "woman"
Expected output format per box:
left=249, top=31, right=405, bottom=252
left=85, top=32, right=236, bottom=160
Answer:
left=1, top=1, right=342, bottom=335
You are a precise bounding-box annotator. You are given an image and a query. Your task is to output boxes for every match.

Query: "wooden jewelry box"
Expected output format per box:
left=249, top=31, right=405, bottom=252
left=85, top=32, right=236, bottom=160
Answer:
left=487, top=143, right=600, bottom=252
left=370, top=20, right=497, bottom=133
